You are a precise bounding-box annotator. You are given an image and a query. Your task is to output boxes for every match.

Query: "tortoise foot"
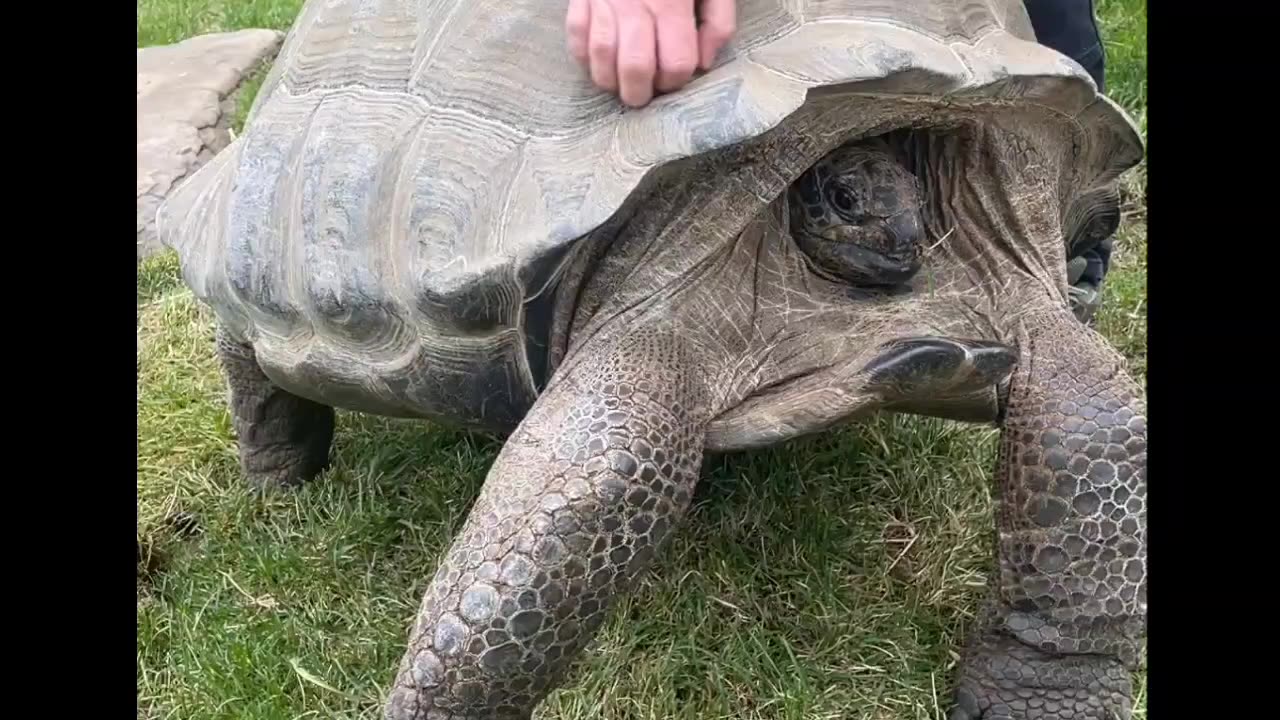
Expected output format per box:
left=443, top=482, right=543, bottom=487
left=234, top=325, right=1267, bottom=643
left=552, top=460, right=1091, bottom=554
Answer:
left=243, top=458, right=331, bottom=491
left=949, top=634, right=1133, bottom=720
left=384, top=684, right=529, bottom=720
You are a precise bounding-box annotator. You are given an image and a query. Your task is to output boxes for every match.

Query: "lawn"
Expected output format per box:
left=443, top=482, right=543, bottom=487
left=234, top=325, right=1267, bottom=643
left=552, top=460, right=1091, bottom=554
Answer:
left=136, top=2, right=1148, bottom=719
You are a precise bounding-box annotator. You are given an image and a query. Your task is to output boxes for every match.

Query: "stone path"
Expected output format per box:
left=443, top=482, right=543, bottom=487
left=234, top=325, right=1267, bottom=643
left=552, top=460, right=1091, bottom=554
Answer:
left=137, top=29, right=283, bottom=262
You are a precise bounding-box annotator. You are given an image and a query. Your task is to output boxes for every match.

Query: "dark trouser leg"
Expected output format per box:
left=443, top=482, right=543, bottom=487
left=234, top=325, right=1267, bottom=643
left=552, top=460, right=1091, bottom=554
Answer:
left=1024, top=0, right=1106, bottom=92
left=1026, top=0, right=1115, bottom=322
left=215, top=326, right=336, bottom=489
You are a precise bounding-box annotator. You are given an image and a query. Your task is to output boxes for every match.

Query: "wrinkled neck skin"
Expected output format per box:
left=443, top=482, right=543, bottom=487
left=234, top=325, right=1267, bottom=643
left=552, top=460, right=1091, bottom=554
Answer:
left=385, top=96, right=1146, bottom=719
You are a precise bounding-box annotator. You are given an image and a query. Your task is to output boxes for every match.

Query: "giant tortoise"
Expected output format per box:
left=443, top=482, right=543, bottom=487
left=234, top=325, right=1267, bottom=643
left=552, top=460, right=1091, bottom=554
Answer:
left=156, top=0, right=1147, bottom=718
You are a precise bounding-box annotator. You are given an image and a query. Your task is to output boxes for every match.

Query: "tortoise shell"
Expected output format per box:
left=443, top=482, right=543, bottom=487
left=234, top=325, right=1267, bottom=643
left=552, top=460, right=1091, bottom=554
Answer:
left=156, top=0, right=1141, bottom=433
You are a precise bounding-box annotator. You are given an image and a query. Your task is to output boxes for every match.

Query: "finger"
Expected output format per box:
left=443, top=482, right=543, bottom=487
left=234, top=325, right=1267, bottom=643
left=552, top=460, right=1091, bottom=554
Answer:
left=614, top=3, right=657, bottom=107
left=588, top=0, right=619, bottom=92
left=696, top=0, right=736, bottom=70
left=654, top=1, right=698, bottom=92
left=566, top=0, right=591, bottom=64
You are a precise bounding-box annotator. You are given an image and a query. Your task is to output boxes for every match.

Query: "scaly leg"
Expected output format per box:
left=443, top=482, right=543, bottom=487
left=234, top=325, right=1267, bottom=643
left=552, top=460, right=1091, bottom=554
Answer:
left=215, top=326, right=336, bottom=490
left=384, top=328, right=707, bottom=719
left=950, top=309, right=1146, bottom=720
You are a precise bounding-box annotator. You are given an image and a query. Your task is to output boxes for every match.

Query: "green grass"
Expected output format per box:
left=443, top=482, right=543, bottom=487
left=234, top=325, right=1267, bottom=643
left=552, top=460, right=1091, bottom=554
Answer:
left=136, top=0, right=304, bottom=48
left=137, top=2, right=1148, bottom=718
left=1093, top=0, right=1148, bottom=383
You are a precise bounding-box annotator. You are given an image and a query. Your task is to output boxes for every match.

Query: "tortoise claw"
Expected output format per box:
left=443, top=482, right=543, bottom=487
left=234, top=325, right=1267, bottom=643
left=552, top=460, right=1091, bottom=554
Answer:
left=864, top=336, right=1016, bottom=391
left=863, top=336, right=1018, bottom=423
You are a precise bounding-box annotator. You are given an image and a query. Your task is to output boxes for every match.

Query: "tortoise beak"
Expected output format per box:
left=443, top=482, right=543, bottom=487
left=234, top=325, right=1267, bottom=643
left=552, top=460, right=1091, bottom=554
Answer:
left=815, top=217, right=922, bottom=286
left=886, top=211, right=922, bottom=258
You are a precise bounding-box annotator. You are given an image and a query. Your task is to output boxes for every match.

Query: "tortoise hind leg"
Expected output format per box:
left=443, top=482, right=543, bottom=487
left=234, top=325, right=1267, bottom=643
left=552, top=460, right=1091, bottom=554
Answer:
left=215, top=326, right=335, bottom=490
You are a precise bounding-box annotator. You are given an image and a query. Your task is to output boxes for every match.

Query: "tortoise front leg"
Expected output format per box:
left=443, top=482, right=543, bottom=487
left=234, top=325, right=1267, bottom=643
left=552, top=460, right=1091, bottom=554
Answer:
left=384, top=329, right=707, bottom=720
left=950, top=309, right=1147, bottom=720
left=215, top=326, right=336, bottom=490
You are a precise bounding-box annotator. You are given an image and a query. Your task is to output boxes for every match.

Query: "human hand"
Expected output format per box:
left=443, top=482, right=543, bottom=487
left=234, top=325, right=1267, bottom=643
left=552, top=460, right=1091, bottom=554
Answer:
left=565, top=0, right=737, bottom=108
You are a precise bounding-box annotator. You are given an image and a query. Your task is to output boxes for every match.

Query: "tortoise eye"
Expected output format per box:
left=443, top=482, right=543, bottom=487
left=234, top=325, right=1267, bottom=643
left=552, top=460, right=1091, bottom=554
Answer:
left=830, top=186, right=854, bottom=214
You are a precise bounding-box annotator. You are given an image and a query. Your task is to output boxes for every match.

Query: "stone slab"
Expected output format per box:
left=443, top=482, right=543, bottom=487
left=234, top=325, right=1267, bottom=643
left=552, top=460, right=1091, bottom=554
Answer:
left=137, top=29, right=283, bottom=261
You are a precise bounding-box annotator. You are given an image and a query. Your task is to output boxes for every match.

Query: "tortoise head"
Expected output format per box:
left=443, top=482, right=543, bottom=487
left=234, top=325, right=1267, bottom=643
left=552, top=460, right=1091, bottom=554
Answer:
left=787, top=140, right=924, bottom=287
